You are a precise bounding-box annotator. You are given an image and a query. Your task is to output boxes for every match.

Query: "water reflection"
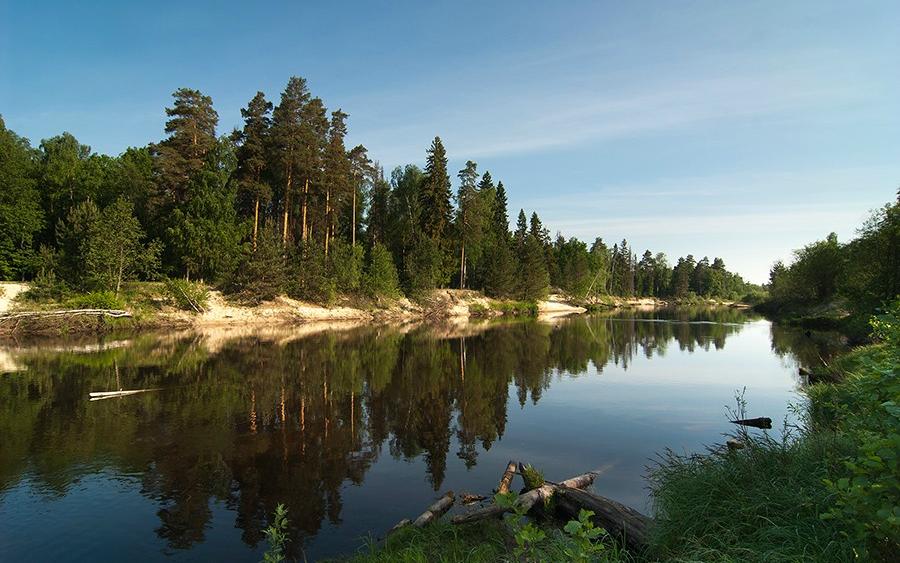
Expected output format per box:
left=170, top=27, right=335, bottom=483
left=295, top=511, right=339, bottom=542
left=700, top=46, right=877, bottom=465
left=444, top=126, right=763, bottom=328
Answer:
left=0, top=307, right=823, bottom=560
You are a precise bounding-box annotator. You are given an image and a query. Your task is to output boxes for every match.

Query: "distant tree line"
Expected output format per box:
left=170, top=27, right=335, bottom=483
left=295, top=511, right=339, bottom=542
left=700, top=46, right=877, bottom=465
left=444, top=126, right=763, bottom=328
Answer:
left=765, top=193, right=899, bottom=316
left=0, top=77, right=757, bottom=303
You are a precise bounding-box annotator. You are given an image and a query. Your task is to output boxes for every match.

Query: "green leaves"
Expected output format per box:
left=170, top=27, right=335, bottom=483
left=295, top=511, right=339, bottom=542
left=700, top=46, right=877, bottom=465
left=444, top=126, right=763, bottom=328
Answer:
left=262, top=503, right=289, bottom=563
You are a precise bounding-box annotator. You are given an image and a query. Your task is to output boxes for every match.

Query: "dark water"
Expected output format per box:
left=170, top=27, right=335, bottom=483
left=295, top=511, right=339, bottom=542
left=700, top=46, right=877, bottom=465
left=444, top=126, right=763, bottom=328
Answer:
left=0, top=308, right=844, bottom=561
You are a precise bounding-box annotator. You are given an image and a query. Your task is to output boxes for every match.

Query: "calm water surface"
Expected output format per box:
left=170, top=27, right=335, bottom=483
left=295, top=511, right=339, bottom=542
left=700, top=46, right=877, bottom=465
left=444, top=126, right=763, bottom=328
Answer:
left=0, top=308, right=845, bottom=561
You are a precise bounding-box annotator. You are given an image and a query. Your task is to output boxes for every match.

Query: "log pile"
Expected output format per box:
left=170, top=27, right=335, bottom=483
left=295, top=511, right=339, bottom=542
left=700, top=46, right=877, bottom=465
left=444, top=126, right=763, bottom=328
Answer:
left=387, top=460, right=653, bottom=553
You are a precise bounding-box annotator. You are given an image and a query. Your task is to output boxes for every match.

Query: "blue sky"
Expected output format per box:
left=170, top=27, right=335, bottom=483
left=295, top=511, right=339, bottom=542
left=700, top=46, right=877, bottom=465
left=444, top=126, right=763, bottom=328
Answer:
left=2, top=1, right=898, bottom=283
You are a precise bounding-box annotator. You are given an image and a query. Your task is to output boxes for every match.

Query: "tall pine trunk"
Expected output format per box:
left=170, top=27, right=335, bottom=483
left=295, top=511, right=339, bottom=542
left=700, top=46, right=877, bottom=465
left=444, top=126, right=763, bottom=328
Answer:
left=282, top=169, right=292, bottom=245
left=301, top=178, right=309, bottom=242
left=252, top=197, right=260, bottom=251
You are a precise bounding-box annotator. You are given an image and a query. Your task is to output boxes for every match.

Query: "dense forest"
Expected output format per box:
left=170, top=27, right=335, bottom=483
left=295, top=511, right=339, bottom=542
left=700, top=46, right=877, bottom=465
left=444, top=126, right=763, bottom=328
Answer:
left=762, top=194, right=899, bottom=327
left=0, top=76, right=758, bottom=304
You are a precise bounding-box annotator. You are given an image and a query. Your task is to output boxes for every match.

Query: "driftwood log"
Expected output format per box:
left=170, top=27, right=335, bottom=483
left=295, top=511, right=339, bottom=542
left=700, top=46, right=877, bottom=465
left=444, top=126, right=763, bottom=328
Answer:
left=730, top=417, right=772, bottom=429
left=555, top=487, right=651, bottom=552
left=497, top=460, right=518, bottom=494
left=412, top=491, right=455, bottom=527
left=0, top=309, right=132, bottom=321
left=451, top=470, right=599, bottom=524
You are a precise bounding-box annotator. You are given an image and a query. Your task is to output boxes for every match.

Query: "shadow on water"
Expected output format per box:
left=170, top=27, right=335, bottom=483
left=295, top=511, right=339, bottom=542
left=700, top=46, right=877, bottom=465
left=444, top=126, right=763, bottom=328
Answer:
left=0, top=306, right=838, bottom=561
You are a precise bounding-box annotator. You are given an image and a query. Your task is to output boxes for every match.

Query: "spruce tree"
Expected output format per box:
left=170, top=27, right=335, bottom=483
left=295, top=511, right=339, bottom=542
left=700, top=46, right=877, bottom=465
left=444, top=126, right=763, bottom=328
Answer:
left=518, top=234, right=550, bottom=301
left=419, top=136, right=452, bottom=240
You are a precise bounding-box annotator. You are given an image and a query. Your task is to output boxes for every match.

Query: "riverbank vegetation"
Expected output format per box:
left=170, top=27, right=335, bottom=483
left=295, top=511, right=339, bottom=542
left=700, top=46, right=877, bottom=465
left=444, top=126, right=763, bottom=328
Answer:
left=758, top=193, right=898, bottom=338
left=1, top=80, right=757, bottom=313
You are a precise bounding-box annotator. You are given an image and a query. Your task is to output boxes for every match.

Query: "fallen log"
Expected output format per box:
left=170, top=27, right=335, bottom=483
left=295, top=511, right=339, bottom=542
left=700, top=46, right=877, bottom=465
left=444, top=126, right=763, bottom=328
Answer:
left=412, top=491, right=455, bottom=527
left=0, top=309, right=132, bottom=321
left=555, top=487, right=651, bottom=553
left=497, top=460, right=518, bottom=494
left=730, top=417, right=772, bottom=429
left=451, top=470, right=598, bottom=525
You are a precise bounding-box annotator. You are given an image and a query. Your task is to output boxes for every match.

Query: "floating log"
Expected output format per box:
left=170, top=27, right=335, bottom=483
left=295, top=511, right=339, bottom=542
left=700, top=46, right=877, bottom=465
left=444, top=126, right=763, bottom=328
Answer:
left=88, top=388, right=161, bottom=401
left=555, top=487, right=651, bottom=553
left=730, top=417, right=772, bottom=429
left=451, top=470, right=598, bottom=525
left=412, top=491, right=455, bottom=527
left=497, top=460, right=518, bottom=494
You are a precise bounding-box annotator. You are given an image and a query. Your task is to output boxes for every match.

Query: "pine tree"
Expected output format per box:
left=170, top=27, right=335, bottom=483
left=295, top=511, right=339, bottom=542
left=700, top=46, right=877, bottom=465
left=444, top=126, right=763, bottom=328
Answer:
left=322, top=110, right=351, bottom=255
left=367, top=165, right=390, bottom=247
left=234, top=92, right=273, bottom=250
left=151, top=88, right=218, bottom=207
left=456, top=161, right=479, bottom=289
left=270, top=76, right=312, bottom=245
left=347, top=144, right=373, bottom=247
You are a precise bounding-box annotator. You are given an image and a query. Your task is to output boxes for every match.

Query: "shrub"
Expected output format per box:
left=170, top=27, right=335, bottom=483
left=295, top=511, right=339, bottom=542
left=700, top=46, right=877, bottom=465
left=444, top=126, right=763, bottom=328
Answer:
left=64, top=291, right=124, bottom=310
left=163, top=278, right=209, bottom=313
left=364, top=243, right=401, bottom=299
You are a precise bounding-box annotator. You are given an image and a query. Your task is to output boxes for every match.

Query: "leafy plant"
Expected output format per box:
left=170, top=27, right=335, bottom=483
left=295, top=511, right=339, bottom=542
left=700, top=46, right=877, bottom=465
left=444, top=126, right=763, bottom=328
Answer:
left=262, top=503, right=289, bottom=563
left=494, top=492, right=546, bottom=561
left=562, top=509, right=608, bottom=562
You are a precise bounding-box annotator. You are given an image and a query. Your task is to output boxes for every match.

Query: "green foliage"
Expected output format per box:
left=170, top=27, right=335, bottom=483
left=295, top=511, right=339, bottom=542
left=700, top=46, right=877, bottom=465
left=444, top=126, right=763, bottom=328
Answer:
left=64, top=291, right=124, bottom=310
left=765, top=199, right=899, bottom=318
left=562, top=509, right=609, bottom=563
left=163, top=278, right=209, bottom=312
left=518, top=235, right=550, bottom=301
left=262, top=503, right=289, bottom=563
left=521, top=464, right=545, bottom=489
left=404, top=235, right=444, bottom=295
left=227, top=227, right=288, bottom=304
left=0, top=117, right=43, bottom=279
left=167, top=164, right=246, bottom=282
left=54, top=198, right=160, bottom=295
left=330, top=239, right=364, bottom=293
left=494, top=492, right=546, bottom=561
left=815, top=318, right=900, bottom=557
left=364, top=243, right=401, bottom=299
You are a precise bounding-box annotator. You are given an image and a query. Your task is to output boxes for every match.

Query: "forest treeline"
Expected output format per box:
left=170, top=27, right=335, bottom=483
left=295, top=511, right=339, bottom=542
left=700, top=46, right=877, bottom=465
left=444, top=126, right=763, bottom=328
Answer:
left=762, top=193, right=899, bottom=326
left=1, top=76, right=757, bottom=304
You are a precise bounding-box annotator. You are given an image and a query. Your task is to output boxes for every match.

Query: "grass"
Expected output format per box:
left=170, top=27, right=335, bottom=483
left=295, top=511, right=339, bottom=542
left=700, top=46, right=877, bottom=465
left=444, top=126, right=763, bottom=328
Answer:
left=647, top=303, right=900, bottom=562
left=647, top=430, right=858, bottom=562
left=333, top=519, right=632, bottom=563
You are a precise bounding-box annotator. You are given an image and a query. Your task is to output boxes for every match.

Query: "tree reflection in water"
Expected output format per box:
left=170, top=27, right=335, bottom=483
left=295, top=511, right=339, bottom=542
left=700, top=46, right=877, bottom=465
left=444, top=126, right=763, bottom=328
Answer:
left=0, top=306, right=824, bottom=555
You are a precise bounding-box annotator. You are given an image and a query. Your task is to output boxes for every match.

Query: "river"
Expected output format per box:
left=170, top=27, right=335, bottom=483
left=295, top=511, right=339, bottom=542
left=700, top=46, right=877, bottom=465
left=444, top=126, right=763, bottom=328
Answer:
left=0, top=307, right=848, bottom=561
